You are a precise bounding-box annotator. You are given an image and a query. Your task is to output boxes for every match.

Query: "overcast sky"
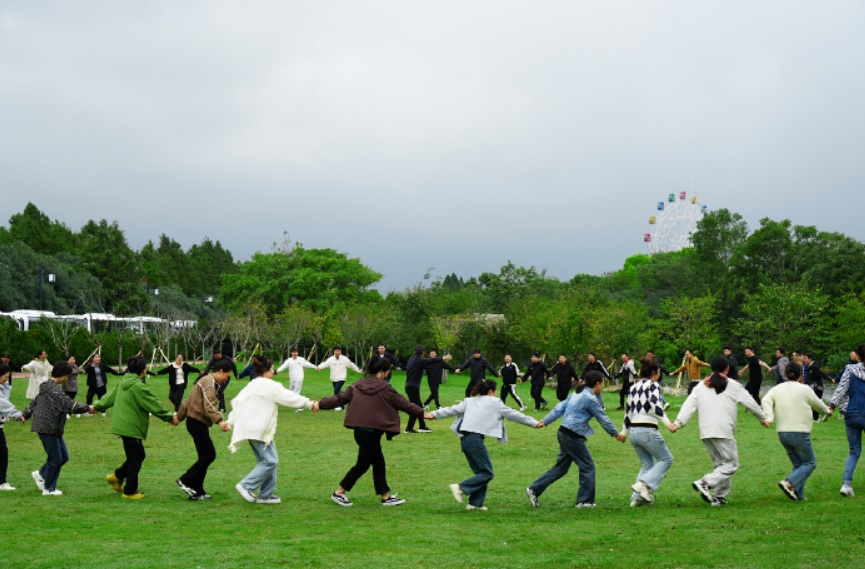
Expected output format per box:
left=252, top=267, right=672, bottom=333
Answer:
left=2, top=1, right=864, bottom=292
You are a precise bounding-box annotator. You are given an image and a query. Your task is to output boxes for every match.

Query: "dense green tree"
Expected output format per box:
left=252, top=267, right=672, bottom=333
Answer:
left=2, top=202, right=78, bottom=256
left=78, top=219, right=144, bottom=314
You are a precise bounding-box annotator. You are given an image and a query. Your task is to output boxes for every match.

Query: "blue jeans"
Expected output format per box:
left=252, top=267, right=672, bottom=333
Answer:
left=630, top=427, right=674, bottom=494
left=778, top=431, right=816, bottom=499
left=333, top=381, right=345, bottom=395
left=530, top=429, right=596, bottom=505
left=459, top=434, right=494, bottom=507
left=843, top=413, right=865, bottom=485
left=240, top=440, right=279, bottom=499
left=38, top=434, right=69, bottom=492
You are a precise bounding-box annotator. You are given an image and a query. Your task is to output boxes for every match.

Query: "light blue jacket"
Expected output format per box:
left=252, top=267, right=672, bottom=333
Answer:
left=432, top=395, right=538, bottom=442
left=542, top=389, right=619, bottom=438
left=0, top=383, right=23, bottom=426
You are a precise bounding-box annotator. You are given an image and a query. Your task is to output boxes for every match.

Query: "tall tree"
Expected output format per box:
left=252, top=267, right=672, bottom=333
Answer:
left=78, top=219, right=143, bottom=314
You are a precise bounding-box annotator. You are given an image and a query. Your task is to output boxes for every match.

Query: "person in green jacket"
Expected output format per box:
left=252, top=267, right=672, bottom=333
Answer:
left=94, top=356, right=176, bottom=499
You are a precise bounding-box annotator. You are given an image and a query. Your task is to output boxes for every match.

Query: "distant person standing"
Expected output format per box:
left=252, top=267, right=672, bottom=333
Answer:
left=64, top=356, right=82, bottom=406
left=550, top=355, right=578, bottom=402
left=83, top=354, right=124, bottom=412
left=318, top=348, right=362, bottom=409
left=523, top=352, right=550, bottom=411
left=582, top=352, right=612, bottom=409
left=23, top=350, right=52, bottom=400
left=671, top=350, right=711, bottom=395
left=616, top=354, right=638, bottom=410
left=403, top=346, right=451, bottom=434
left=375, top=344, right=403, bottom=384
left=155, top=355, right=202, bottom=412
left=723, top=347, right=740, bottom=380
left=423, top=350, right=454, bottom=410
left=738, top=347, right=771, bottom=405
left=276, top=348, right=317, bottom=395
left=498, top=354, right=526, bottom=411
left=200, top=351, right=239, bottom=413
left=767, top=348, right=790, bottom=387
left=455, top=349, right=498, bottom=399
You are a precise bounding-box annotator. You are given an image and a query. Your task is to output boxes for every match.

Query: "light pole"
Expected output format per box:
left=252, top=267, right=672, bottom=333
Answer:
left=38, top=269, right=56, bottom=310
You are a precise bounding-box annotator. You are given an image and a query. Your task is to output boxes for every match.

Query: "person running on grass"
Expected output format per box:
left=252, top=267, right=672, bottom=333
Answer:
left=174, top=359, right=233, bottom=501
left=498, top=354, right=526, bottom=411
left=317, top=348, right=362, bottom=410
left=761, top=362, right=830, bottom=501
left=525, top=371, right=625, bottom=509
left=21, top=361, right=94, bottom=496
left=403, top=346, right=452, bottom=434
left=423, top=349, right=455, bottom=410
left=523, top=352, right=550, bottom=411
left=427, top=379, right=541, bottom=511
left=827, top=343, right=865, bottom=497
left=455, top=349, right=498, bottom=399
left=95, top=356, right=177, bottom=499
left=228, top=356, right=319, bottom=505
left=550, top=354, right=578, bottom=402
left=622, top=358, right=676, bottom=507
left=673, top=355, right=769, bottom=506
left=320, top=358, right=425, bottom=507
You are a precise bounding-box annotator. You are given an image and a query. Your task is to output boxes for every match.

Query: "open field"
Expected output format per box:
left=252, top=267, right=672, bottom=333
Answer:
left=3, top=370, right=861, bottom=569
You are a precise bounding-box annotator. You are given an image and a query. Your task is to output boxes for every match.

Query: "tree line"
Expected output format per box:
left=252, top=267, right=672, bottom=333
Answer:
left=2, top=202, right=864, bottom=375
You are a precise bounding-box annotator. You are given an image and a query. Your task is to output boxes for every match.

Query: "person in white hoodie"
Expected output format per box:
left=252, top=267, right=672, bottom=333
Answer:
left=22, top=350, right=52, bottom=400
left=317, top=348, right=361, bottom=410
left=673, top=355, right=769, bottom=506
left=227, top=356, right=319, bottom=505
left=276, top=348, right=317, bottom=395
left=427, top=379, right=541, bottom=511
left=762, top=362, right=830, bottom=501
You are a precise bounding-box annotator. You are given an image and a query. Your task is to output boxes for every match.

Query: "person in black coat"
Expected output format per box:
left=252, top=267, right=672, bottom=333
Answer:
left=200, top=352, right=238, bottom=413
left=455, top=349, right=498, bottom=398
left=522, top=352, right=550, bottom=411
left=83, top=354, right=124, bottom=407
left=403, top=346, right=451, bottom=433
left=154, top=355, right=202, bottom=412
left=549, top=354, right=577, bottom=402
left=498, top=353, right=526, bottom=410
left=375, top=345, right=403, bottom=384
left=423, top=349, right=454, bottom=410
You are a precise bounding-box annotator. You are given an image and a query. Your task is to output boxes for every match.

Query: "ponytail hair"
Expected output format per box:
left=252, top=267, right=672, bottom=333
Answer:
left=470, top=379, right=497, bottom=397
left=252, top=355, right=273, bottom=377
left=784, top=361, right=802, bottom=382
left=705, top=355, right=729, bottom=394
left=579, top=370, right=604, bottom=393
left=639, top=357, right=659, bottom=379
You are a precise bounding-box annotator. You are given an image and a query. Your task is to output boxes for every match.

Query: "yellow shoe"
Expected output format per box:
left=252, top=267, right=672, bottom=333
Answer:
left=106, top=473, right=122, bottom=493
left=122, top=492, right=145, bottom=500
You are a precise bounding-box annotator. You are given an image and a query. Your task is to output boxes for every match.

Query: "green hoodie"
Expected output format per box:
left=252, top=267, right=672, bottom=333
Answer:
left=94, top=374, right=174, bottom=439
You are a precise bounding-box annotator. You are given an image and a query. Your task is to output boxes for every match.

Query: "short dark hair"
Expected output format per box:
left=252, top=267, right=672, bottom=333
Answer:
left=473, top=349, right=481, bottom=354
left=52, top=361, right=73, bottom=378
left=777, top=347, right=786, bottom=355
left=127, top=356, right=148, bottom=375
left=531, top=351, right=541, bottom=358
left=211, top=360, right=234, bottom=373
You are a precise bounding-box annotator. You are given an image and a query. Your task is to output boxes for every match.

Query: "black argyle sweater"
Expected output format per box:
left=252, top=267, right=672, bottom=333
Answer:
left=622, top=379, right=671, bottom=434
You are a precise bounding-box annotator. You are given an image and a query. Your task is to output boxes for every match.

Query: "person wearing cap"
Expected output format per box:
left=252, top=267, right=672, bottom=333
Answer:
left=0, top=364, right=24, bottom=490
left=21, top=361, right=94, bottom=496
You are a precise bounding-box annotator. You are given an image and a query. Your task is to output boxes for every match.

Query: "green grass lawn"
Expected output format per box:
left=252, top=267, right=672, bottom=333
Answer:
left=4, top=371, right=861, bottom=569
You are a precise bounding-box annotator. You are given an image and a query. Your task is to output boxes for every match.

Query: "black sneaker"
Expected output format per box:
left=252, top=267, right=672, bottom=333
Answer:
left=710, top=497, right=727, bottom=507
left=331, top=492, right=353, bottom=507
left=381, top=496, right=406, bottom=506
left=692, top=479, right=712, bottom=503
left=176, top=479, right=196, bottom=498
left=404, top=429, right=418, bottom=434
left=190, top=493, right=212, bottom=501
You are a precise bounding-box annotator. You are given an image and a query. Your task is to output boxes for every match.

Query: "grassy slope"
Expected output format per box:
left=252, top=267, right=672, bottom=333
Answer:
left=3, top=371, right=860, bottom=569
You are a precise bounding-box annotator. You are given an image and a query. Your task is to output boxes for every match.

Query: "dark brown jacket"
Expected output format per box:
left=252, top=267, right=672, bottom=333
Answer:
left=319, top=376, right=424, bottom=435
left=176, top=374, right=223, bottom=427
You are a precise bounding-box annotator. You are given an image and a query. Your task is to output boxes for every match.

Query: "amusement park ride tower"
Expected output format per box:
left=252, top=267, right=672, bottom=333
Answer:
left=644, top=191, right=707, bottom=254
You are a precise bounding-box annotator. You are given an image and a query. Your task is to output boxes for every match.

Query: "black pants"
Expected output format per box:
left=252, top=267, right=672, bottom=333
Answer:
left=341, top=429, right=388, bottom=495
left=217, top=378, right=230, bottom=412
left=116, top=436, right=146, bottom=495
left=423, top=381, right=441, bottom=409
left=405, top=386, right=427, bottom=431
left=687, top=380, right=699, bottom=396
left=169, top=385, right=186, bottom=412
left=556, top=383, right=572, bottom=402
left=501, top=384, right=525, bottom=408
left=87, top=385, right=107, bottom=405
left=180, top=417, right=216, bottom=495
left=65, top=391, right=77, bottom=402
left=619, top=380, right=632, bottom=408
left=745, top=380, right=762, bottom=405
left=530, top=383, right=547, bottom=410
left=0, top=429, right=7, bottom=484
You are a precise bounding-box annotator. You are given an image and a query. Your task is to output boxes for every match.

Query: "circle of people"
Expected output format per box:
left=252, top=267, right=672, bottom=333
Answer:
left=0, top=342, right=862, bottom=510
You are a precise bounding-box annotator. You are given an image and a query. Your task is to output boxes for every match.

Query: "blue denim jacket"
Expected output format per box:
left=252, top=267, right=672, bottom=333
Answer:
left=541, top=389, right=619, bottom=438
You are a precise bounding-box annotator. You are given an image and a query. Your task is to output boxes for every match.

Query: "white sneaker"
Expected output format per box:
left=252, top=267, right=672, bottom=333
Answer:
left=840, top=484, right=855, bottom=497
left=778, top=479, right=798, bottom=501
left=631, top=481, right=653, bottom=503
left=235, top=483, right=256, bottom=503
left=66, top=414, right=71, bottom=419
left=101, top=412, right=107, bottom=417
left=32, top=470, right=45, bottom=491
left=465, top=504, right=488, bottom=511
left=0, top=483, right=16, bottom=491
left=575, top=503, right=596, bottom=508
left=75, top=414, right=81, bottom=419
left=334, top=407, right=343, bottom=412
left=520, top=406, right=527, bottom=411
left=423, top=405, right=430, bottom=410
left=256, top=495, right=282, bottom=505
left=449, top=483, right=464, bottom=504
left=295, top=408, right=304, bottom=413
left=526, top=487, right=539, bottom=508
left=42, top=489, right=63, bottom=496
